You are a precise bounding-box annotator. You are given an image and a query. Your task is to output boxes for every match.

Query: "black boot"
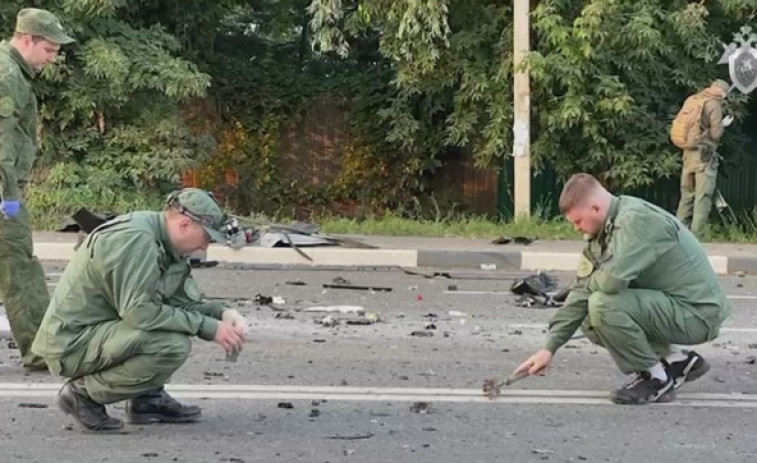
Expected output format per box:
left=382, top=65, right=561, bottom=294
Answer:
left=125, top=387, right=201, bottom=424
left=57, top=380, right=124, bottom=432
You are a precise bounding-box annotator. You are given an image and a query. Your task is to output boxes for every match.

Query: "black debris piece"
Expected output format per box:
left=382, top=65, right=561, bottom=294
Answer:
left=254, top=293, right=273, bottom=305
left=18, top=403, right=48, bottom=409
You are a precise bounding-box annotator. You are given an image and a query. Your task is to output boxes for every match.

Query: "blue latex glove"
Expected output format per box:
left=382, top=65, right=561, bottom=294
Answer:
left=0, top=200, right=20, bottom=219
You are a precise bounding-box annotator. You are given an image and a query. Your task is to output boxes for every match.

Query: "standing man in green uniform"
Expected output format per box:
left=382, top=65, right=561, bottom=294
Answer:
left=32, top=188, right=249, bottom=432
left=0, top=8, right=75, bottom=369
left=674, top=79, right=734, bottom=237
left=515, top=174, right=731, bottom=405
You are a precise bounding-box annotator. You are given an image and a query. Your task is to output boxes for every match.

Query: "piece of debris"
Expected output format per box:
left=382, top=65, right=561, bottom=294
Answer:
left=203, top=371, right=225, bottom=377
left=483, top=371, right=529, bottom=398
left=327, top=433, right=374, bottom=440
left=514, top=295, right=563, bottom=309
left=319, top=315, right=339, bottom=327
left=254, top=293, right=273, bottom=305
left=309, top=409, right=321, bottom=418
left=189, top=258, right=219, bottom=268
left=18, top=403, right=48, bottom=408
left=424, top=323, right=437, bottom=330
left=322, top=283, right=393, bottom=292
left=141, top=453, right=159, bottom=458
left=491, top=237, right=512, bottom=245
left=274, top=312, right=294, bottom=320
left=746, top=356, right=756, bottom=365
left=448, top=310, right=467, bottom=317
left=416, top=294, right=423, bottom=301
left=332, top=276, right=351, bottom=284
left=304, top=305, right=365, bottom=314
left=410, top=330, right=434, bottom=337
left=313, top=339, right=327, bottom=343
left=491, top=236, right=534, bottom=245
left=272, top=296, right=286, bottom=305
left=511, top=272, right=559, bottom=296
left=447, top=284, right=458, bottom=291
left=510, top=329, right=523, bottom=336
left=480, top=263, right=497, bottom=270
left=531, top=449, right=554, bottom=456
left=344, top=318, right=375, bottom=326
left=409, top=402, right=433, bottom=414
left=278, top=402, right=294, bottom=409
left=286, top=279, right=307, bottom=286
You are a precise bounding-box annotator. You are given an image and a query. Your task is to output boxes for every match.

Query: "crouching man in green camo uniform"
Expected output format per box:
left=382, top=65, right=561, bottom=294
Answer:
left=32, top=188, right=248, bottom=432
left=515, top=174, right=731, bottom=405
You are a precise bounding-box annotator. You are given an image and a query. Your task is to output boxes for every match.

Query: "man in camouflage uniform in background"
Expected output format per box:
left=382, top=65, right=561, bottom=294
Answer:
left=675, top=79, right=734, bottom=237
left=0, top=8, right=75, bottom=369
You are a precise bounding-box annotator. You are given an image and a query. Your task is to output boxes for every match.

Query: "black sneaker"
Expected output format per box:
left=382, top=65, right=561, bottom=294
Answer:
left=611, top=372, right=675, bottom=405
left=663, top=351, right=710, bottom=389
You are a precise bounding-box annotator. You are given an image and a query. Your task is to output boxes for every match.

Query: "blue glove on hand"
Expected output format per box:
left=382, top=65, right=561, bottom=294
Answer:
left=0, top=200, right=20, bottom=219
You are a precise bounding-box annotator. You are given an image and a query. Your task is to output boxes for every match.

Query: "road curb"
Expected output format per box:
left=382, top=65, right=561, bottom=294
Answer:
left=29, top=241, right=747, bottom=274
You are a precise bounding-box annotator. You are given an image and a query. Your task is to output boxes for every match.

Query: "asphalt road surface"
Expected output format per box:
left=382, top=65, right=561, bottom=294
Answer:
left=1, top=263, right=756, bottom=463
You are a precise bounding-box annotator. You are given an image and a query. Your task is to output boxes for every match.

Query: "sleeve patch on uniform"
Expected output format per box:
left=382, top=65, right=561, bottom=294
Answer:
left=577, top=254, right=595, bottom=278
left=0, top=96, right=14, bottom=118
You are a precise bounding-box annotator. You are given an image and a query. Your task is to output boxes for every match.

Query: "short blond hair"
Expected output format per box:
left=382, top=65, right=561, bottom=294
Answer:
left=559, top=173, right=601, bottom=213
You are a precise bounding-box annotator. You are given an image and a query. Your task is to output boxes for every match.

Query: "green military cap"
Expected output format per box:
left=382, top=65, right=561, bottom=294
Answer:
left=167, top=188, right=227, bottom=243
left=15, top=8, right=75, bottom=45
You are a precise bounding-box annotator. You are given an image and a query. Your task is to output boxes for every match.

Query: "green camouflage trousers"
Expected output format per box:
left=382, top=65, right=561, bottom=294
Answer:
left=0, top=203, right=49, bottom=368
left=55, top=321, right=191, bottom=404
left=580, top=289, right=722, bottom=373
left=676, top=148, right=718, bottom=237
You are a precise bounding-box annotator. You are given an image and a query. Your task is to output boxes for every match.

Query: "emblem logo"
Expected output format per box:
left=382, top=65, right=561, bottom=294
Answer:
left=719, top=26, right=757, bottom=94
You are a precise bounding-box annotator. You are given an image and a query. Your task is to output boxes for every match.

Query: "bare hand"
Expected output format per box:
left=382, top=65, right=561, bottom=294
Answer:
left=221, top=309, right=249, bottom=336
left=514, top=349, right=553, bottom=376
left=722, top=115, right=734, bottom=127
left=214, top=320, right=245, bottom=356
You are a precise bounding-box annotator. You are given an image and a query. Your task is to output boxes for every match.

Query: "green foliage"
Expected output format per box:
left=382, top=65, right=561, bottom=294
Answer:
left=196, top=0, right=432, bottom=217
left=0, top=0, right=214, bottom=203
left=309, top=0, right=757, bottom=191
left=26, top=163, right=164, bottom=230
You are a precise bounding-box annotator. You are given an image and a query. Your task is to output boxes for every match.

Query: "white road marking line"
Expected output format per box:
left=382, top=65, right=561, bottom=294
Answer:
left=445, top=290, right=757, bottom=300
left=505, top=323, right=757, bottom=334
left=0, top=383, right=755, bottom=408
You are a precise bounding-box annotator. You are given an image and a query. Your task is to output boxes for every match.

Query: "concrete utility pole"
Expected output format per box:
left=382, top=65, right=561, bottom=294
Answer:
left=512, top=0, right=531, bottom=218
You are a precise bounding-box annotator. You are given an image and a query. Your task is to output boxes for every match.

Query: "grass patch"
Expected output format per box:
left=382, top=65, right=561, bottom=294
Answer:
left=318, top=212, right=757, bottom=243
left=27, top=184, right=164, bottom=231
left=318, top=213, right=581, bottom=239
